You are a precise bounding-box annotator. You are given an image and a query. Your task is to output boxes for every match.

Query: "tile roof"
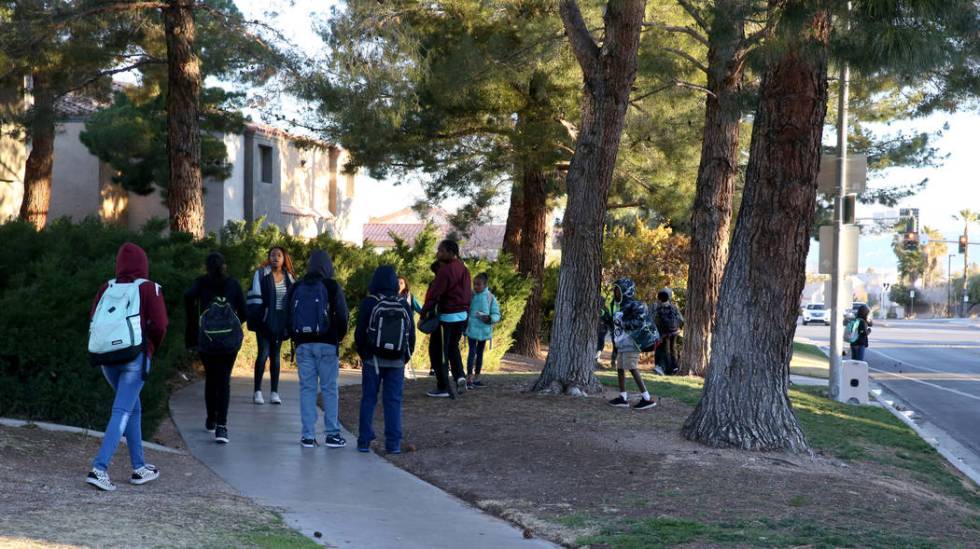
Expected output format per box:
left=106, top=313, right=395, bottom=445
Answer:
left=363, top=223, right=507, bottom=259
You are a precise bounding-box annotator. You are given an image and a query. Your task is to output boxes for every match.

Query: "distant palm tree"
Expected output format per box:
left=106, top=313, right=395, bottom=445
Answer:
left=952, top=209, right=979, bottom=315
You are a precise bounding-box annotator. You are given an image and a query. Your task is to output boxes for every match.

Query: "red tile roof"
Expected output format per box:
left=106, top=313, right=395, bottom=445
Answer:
left=363, top=223, right=507, bottom=259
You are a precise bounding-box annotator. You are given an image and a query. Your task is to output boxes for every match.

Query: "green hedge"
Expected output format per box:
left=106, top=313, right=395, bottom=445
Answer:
left=0, top=218, right=530, bottom=434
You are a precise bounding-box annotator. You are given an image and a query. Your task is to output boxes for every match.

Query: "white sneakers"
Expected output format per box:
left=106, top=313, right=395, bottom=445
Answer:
left=86, top=468, right=115, bottom=491
left=270, top=391, right=282, bottom=405
left=255, top=391, right=282, bottom=405
left=87, top=464, right=159, bottom=491
left=253, top=391, right=265, bottom=405
left=130, top=464, right=160, bottom=485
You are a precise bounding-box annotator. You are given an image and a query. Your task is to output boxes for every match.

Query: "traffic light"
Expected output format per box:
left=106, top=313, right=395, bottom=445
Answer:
left=903, top=231, right=919, bottom=251
left=959, top=235, right=968, bottom=254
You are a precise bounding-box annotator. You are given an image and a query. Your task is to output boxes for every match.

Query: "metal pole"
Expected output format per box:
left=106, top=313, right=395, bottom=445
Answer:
left=964, top=228, right=970, bottom=317
left=949, top=254, right=954, bottom=317
left=829, top=4, right=850, bottom=398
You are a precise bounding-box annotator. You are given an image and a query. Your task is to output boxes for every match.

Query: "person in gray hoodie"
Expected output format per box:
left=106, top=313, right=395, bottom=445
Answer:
left=285, top=250, right=349, bottom=449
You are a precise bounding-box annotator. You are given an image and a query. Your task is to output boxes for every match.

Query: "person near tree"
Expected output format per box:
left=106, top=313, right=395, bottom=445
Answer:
left=653, top=288, right=684, bottom=376
left=465, top=272, right=501, bottom=389
left=184, top=252, right=246, bottom=444
left=85, top=243, right=169, bottom=491
left=421, top=240, right=473, bottom=398
left=247, top=246, right=296, bottom=405
left=607, top=278, right=658, bottom=410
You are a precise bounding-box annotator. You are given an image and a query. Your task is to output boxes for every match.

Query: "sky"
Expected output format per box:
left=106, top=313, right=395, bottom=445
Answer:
left=232, top=0, right=979, bottom=276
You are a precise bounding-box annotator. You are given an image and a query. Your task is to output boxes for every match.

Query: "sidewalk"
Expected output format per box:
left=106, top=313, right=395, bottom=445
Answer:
left=170, top=370, right=556, bottom=549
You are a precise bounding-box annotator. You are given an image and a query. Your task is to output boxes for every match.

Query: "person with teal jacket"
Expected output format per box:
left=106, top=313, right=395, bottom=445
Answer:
left=465, top=272, right=501, bottom=389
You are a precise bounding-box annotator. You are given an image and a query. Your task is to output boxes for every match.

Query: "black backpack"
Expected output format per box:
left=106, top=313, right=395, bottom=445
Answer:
left=199, top=297, right=244, bottom=354
left=366, top=295, right=413, bottom=359
left=656, top=303, right=682, bottom=334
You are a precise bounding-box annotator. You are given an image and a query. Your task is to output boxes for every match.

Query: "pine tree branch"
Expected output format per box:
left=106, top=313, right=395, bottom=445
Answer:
left=58, top=58, right=164, bottom=98
left=607, top=201, right=643, bottom=210
left=675, top=0, right=709, bottom=33
left=643, top=22, right=709, bottom=48
left=558, top=0, right=600, bottom=75
left=662, top=47, right=708, bottom=74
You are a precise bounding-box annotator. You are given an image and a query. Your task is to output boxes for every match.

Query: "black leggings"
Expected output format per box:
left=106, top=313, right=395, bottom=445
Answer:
left=254, top=335, right=283, bottom=393
left=202, top=352, right=237, bottom=426
left=434, top=321, right=466, bottom=391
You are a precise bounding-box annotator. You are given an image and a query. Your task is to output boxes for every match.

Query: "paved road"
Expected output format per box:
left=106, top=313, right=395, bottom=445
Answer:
left=797, top=320, right=980, bottom=459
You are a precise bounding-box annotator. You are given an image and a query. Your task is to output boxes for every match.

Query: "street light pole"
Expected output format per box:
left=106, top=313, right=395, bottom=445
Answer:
left=828, top=4, right=851, bottom=398
left=949, top=254, right=956, bottom=317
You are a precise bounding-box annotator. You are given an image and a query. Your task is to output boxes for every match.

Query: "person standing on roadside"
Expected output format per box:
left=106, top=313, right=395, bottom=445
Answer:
left=185, top=252, right=246, bottom=444
left=421, top=240, right=472, bottom=398
left=86, top=243, right=169, bottom=491
left=247, top=246, right=295, bottom=405
left=849, top=304, right=873, bottom=361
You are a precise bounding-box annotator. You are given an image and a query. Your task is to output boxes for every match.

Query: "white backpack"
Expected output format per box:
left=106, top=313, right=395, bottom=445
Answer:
left=88, top=279, right=148, bottom=365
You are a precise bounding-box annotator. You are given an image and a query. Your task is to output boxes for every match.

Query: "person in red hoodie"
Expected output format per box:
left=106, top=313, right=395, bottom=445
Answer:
left=421, top=239, right=472, bottom=398
left=86, top=243, right=169, bottom=491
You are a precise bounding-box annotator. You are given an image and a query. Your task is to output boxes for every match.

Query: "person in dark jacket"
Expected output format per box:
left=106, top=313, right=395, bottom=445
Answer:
left=421, top=240, right=473, bottom=398
left=355, top=266, right=415, bottom=454
left=286, top=250, right=350, bottom=449
left=247, top=246, right=296, bottom=405
left=86, top=243, right=169, bottom=491
left=850, top=304, right=873, bottom=361
left=653, top=288, right=684, bottom=375
left=607, top=278, right=657, bottom=410
left=185, top=252, right=247, bottom=444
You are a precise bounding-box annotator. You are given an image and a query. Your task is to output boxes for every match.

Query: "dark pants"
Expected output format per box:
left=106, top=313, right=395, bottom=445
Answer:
left=435, top=320, right=466, bottom=391
left=202, top=352, right=237, bottom=426
left=427, top=322, right=443, bottom=376
left=850, top=344, right=867, bottom=361
left=467, top=338, right=487, bottom=377
left=358, top=358, right=404, bottom=452
left=656, top=334, right=679, bottom=375
left=255, top=334, right=283, bottom=392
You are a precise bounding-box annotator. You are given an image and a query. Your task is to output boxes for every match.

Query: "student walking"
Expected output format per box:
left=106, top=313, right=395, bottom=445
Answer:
left=607, top=278, right=658, bottom=410
left=287, top=250, right=349, bottom=448
left=86, top=243, right=169, bottom=491
left=465, top=272, right=500, bottom=389
left=185, top=252, right=246, bottom=444
left=355, top=266, right=415, bottom=454
left=848, top=304, right=873, bottom=361
left=653, top=288, right=684, bottom=376
left=247, top=246, right=296, bottom=405
left=421, top=240, right=472, bottom=398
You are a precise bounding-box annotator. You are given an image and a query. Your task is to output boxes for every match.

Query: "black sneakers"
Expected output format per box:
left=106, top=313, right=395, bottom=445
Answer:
left=130, top=464, right=160, bottom=485
left=633, top=398, right=658, bottom=411
left=324, top=434, right=347, bottom=448
left=215, top=425, right=229, bottom=444
left=205, top=419, right=216, bottom=432
left=608, top=396, right=630, bottom=408
left=86, top=468, right=116, bottom=491
left=301, top=438, right=318, bottom=448
left=426, top=390, right=451, bottom=398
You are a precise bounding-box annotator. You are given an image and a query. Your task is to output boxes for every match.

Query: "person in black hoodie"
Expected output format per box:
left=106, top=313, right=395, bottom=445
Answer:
left=286, top=250, right=349, bottom=449
left=185, top=252, right=246, bottom=444
left=355, top=265, right=415, bottom=454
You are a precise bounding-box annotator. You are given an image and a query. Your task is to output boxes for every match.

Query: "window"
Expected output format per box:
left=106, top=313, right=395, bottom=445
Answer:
left=259, top=145, right=273, bottom=183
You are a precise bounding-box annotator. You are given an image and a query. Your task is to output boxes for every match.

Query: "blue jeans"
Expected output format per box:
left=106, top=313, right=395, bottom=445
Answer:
left=254, top=334, right=283, bottom=393
left=466, top=338, right=487, bottom=377
left=296, top=343, right=340, bottom=440
left=850, top=345, right=867, bottom=361
left=358, top=357, right=404, bottom=451
left=93, top=354, right=147, bottom=472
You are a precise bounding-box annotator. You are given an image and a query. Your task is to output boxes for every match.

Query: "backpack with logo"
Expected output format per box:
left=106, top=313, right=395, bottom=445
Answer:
left=289, top=279, right=331, bottom=338
left=845, top=319, right=861, bottom=344
left=366, top=295, right=413, bottom=360
left=199, top=297, right=244, bottom=354
left=633, top=305, right=661, bottom=353
left=88, top=279, right=146, bottom=366
left=656, top=303, right=682, bottom=334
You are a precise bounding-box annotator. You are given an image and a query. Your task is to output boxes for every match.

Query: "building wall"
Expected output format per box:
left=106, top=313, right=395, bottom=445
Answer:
left=279, top=137, right=332, bottom=239
left=221, top=132, right=245, bottom=229
left=249, top=130, right=283, bottom=231
left=332, top=150, right=368, bottom=244
left=48, top=122, right=102, bottom=221
left=0, top=78, right=27, bottom=221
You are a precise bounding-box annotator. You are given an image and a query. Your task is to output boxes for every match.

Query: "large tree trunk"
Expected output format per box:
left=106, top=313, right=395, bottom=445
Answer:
left=682, top=1, right=830, bottom=452
left=163, top=0, right=204, bottom=238
left=511, top=166, right=549, bottom=357
left=19, top=71, right=55, bottom=230
left=532, top=0, right=646, bottom=394
left=502, top=179, right=524, bottom=259
left=680, top=1, right=748, bottom=376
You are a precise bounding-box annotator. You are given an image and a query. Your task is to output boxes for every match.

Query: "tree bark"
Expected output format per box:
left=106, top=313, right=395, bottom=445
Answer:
left=680, top=0, right=748, bottom=376
left=682, top=1, right=830, bottom=452
left=19, top=71, right=55, bottom=230
left=502, top=179, right=524, bottom=260
left=532, top=0, right=646, bottom=394
left=511, top=166, right=549, bottom=357
left=163, top=0, right=204, bottom=238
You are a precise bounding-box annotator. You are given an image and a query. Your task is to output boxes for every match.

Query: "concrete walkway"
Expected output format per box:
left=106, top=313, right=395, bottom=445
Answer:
left=170, top=370, right=555, bottom=549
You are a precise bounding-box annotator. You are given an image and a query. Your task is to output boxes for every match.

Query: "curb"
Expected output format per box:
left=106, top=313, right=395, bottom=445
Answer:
left=0, top=418, right=185, bottom=455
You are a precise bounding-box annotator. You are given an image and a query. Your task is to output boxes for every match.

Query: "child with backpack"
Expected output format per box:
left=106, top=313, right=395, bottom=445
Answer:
left=184, top=252, right=247, bottom=444
left=287, top=250, right=349, bottom=449
left=846, top=304, right=872, bottom=361
left=653, top=288, right=684, bottom=376
left=465, top=272, right=500, bottom=389
left=607, top=278, right=658, bottom=410
left=86, top=243, right=169, bottom=491
left=355, top=266, right=415, bottom=454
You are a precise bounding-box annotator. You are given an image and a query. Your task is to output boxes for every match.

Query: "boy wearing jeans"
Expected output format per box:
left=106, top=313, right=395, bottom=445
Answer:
left=465, top=272, right=501, bottom=389
left=287, top=250, right=349, bottom=448
left=606, top=278, right=658, bottom=410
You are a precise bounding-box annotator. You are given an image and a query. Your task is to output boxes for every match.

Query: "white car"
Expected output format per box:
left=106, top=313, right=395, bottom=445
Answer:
left=802, top=303, right=830, bottom=326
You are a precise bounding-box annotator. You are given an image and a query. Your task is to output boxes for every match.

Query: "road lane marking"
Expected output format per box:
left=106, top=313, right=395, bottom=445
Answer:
left=867, top=349, right=980, bottom=403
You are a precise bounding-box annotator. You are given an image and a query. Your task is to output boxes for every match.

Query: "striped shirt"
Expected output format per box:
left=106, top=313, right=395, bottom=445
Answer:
left=274, top=278, right=287, bottom=311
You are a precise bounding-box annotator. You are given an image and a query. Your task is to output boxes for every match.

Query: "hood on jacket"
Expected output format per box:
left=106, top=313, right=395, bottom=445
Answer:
left=116, top=242, right=149, bottom=280
left=307, top=250, right=335, bottom=279
left=658, top=287, right=673, bottom=302
left=613, top=278, right=636, bottom=303
left=369, top=265, right=399, bottom=296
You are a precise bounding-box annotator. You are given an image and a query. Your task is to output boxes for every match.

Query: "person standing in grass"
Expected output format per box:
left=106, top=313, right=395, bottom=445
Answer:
left=652, top=288, right=684, bottom=376
left=247, top=246, right=296, bottom=406
left=421, top=240, right=472, bottom=398
left=86, top=243, right=169, bottom=491
left=355, top=266, right=415, bottom=454
left=465, top=272, right=500, bottom=389
left=606, top=278, right=658, bottom=410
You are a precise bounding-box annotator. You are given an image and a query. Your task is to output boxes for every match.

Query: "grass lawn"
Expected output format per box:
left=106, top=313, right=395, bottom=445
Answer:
left=790, top=340, right=829, bottom=379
